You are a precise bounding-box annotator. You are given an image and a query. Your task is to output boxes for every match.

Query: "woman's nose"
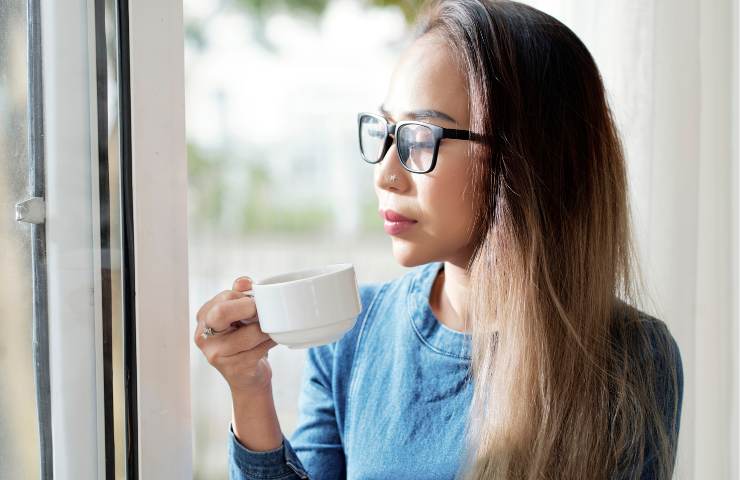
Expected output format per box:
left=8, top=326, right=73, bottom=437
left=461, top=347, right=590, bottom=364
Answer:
left=374, top=138, right=409, bottom=192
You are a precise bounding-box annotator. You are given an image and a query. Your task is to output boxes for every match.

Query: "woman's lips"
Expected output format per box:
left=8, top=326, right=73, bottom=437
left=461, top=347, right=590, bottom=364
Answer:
left=382, top=209, right=415, bottom=222
left=383, top=220, right=416, bottom=235
left=380, top=209, right=417, bottom=235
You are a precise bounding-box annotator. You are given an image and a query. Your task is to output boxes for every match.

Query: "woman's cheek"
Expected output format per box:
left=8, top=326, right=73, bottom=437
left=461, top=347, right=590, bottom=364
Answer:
left=435, top=199, right=466, bottom=238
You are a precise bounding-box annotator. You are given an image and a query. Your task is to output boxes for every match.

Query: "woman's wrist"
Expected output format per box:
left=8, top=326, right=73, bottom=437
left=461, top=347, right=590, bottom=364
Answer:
left=230, top=383, right=284, bottom=452
left=230, top=380, right=272, bottom=401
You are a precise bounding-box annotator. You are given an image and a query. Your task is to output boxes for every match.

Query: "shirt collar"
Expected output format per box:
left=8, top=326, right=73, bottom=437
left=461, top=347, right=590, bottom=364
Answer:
left=406, top=261, right=472, bottom=360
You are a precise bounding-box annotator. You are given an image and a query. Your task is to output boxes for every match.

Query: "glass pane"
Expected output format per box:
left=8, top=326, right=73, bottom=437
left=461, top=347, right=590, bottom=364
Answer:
left=360, top=115, right=387, bottom=162
left=398, top=124, right=435, bottom=172
left=0, top=1, right=42, bottom=478
left=184, top=1, right=413, bottom=478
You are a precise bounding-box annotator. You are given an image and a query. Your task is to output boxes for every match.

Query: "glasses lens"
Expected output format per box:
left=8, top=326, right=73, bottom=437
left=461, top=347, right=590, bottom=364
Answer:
left=359, top=115, right=387, bottom=163
left=398, top=124, right=435, bottom=172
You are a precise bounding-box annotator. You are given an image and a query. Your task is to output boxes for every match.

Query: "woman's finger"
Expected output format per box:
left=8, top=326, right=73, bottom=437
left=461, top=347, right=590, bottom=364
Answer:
left=219, top=322, right=272, bottom=356
left=199, top=322, right=271, bottom=360
left=205, top=295, right=258, bottom=332
left=224, top=336, right=278, bottom=363
left=200, top=318, right=264, bottom=345
left=196, top=289, right=244, bottom=324
left=232, top=276, right=253, bottom=292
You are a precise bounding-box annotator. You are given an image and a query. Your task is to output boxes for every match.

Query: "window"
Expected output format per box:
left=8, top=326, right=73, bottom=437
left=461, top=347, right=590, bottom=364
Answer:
left=0, top=1, right=43, bottom=476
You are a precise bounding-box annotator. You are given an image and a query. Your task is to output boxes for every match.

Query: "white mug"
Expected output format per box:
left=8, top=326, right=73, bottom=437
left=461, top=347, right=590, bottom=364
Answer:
left=241, top=263, right=362, bottom=349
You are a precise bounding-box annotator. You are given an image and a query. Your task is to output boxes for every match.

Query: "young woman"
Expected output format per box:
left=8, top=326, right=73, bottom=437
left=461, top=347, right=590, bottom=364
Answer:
left=194, top=1, right=683, bottom=479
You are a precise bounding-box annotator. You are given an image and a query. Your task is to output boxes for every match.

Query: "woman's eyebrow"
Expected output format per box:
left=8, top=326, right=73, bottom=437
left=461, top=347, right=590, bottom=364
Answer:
left=378, top=104, right=458, bottom=125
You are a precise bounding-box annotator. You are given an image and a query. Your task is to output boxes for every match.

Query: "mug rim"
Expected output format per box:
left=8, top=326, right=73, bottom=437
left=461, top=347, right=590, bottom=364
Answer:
left=255, top=262, right=354, bottom=288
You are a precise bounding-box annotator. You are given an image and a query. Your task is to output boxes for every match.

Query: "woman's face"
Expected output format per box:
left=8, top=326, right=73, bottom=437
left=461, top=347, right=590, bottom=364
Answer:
left=374, top=33, right=478, bottom=268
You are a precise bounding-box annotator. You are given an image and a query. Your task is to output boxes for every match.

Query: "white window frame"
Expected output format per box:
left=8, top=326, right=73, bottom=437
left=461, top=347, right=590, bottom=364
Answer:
left=42, top=0, right=107, bottom=476
left=41, top=0, right=191, bottom=477
left=126, top=0, right=191, bottom=477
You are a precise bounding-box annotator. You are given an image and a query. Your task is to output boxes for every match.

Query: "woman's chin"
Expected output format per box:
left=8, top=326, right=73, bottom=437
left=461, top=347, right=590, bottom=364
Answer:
left=390, top=241, right=428, bottom=268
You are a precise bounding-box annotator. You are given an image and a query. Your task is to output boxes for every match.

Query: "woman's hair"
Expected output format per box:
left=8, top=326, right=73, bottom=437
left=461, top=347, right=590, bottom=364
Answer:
left=411, top=1, right=682, bottom=479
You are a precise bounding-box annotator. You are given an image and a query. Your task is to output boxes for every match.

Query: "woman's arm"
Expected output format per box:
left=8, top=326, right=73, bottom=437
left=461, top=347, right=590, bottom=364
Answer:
left=227, top=344, right=345, bottom=480
left=231, top=385, right=282, bottom=452
left=228, top=383, right=310, bottom=480
left=229, top=385, right=308, bottom=480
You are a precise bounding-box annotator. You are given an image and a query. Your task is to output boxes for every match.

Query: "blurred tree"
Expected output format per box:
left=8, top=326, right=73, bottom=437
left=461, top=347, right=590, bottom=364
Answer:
left=232, top=0, right=426, bottom=24
left=184, top=21, right=207, bottom=51
left=185, top=0, right=426, bottom=54
left=186, top=0, right=423, bottom=234
left=187, top=142, right=226, bottom=229
left=234, top=0, right=331, bottom=19
left=367, top=0, right=426, bottom=23
left=238, top=162, right=334, bottom=234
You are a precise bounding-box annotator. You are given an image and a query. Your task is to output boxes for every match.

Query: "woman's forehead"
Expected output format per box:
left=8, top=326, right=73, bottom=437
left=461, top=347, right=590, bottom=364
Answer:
left=384, top=34, right=469, bottom=127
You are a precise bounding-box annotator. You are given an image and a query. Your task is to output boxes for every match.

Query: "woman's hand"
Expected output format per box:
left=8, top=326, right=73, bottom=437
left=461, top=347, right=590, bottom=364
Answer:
left=194, top=276, right=278, bottom=395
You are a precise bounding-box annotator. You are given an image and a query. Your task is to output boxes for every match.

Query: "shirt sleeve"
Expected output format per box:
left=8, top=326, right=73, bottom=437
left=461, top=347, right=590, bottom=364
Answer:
left=228, top=422, right=309, bottom=480
left=286, top=341, right=347, bottom=479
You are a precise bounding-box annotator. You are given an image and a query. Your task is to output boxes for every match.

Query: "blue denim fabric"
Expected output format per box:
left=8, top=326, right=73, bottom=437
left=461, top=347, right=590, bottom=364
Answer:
left=228, top=261, right=683, bottom=480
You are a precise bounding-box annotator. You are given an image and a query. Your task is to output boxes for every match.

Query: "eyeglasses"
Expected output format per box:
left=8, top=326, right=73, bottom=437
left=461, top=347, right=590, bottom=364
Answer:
left=357, top=112, right=484, bottom=174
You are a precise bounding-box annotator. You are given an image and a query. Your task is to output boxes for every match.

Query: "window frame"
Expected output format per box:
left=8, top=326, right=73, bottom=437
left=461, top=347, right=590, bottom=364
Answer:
left=40, top=0, right=191, bottom=477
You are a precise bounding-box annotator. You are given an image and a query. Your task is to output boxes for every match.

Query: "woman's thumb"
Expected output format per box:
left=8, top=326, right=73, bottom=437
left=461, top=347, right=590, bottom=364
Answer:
left=232, top=275, right=252, bottom=291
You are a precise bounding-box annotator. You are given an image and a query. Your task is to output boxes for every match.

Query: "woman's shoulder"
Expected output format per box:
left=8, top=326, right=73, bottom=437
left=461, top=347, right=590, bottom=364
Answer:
left=616, top=303, right=682, bottom=372
left=612, top=302, right=684, bottom=432
left=610, top=303, right=684, bottom=475
left=613, top=303, right=682, bottom=378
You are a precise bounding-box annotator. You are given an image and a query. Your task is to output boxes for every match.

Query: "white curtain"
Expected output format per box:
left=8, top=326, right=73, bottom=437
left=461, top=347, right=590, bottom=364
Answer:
left=523, top=1, right=739, bottom=478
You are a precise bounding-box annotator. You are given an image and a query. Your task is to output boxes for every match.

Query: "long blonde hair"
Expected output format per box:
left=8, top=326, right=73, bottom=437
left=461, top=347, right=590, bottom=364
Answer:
left=412, top=1, right=682, bottom=478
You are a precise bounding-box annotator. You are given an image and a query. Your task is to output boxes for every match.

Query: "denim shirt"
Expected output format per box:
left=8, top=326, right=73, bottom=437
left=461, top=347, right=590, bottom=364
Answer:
left=227, top=261, right=683, bottom=480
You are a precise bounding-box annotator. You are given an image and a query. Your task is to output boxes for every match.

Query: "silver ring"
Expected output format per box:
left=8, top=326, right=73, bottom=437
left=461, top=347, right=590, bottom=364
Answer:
left=201, top=326, right=221, bottom=339
left=201, top=289, right=255, bottom=339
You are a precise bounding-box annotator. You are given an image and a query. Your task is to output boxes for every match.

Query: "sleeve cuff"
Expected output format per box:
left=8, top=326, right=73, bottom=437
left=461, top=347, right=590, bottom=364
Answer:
left=228, top=422, right=309, bottom=479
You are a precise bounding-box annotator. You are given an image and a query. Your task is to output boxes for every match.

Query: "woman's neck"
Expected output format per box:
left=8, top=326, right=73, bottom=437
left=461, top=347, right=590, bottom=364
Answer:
left=429, top=261, right=470, bottom=333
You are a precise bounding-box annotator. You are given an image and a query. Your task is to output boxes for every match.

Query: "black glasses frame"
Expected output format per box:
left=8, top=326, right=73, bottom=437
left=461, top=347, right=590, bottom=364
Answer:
left=357, top=112, right=485, bottom=174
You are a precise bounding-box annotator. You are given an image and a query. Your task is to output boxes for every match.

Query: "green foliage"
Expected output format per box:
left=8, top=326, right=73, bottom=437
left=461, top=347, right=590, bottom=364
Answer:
left=241, top=202, right=334, bottom=233
left=232, top=0, right=332, bottom=21
left=184, top=21, right=207, bottom=51
left=237, top=160, right=334, bottom=233
left=188, top=142, right=334, bottom=234
left=367, top=0, right=427, bottom=23
left=186, top=0, right=424, bottom=234
left=359, top=197, right=384, bottom=232
left=186, top=0, right=425, bottom=51
left=231, top=0, right=424, bottom=24
left=187, top=142, right=225, bottom=229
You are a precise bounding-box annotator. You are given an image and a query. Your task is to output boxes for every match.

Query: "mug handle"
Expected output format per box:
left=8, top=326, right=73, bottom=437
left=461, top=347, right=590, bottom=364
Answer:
left=237, top=289, right=258, bottom=326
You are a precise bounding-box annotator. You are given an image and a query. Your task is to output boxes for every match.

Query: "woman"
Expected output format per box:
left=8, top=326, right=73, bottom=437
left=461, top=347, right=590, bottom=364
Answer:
left=194, top=1, right=683, bottom=479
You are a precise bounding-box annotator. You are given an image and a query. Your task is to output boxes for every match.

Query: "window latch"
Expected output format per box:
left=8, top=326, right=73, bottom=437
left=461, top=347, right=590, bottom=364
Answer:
left=15, top=196, right=45, bottom=224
